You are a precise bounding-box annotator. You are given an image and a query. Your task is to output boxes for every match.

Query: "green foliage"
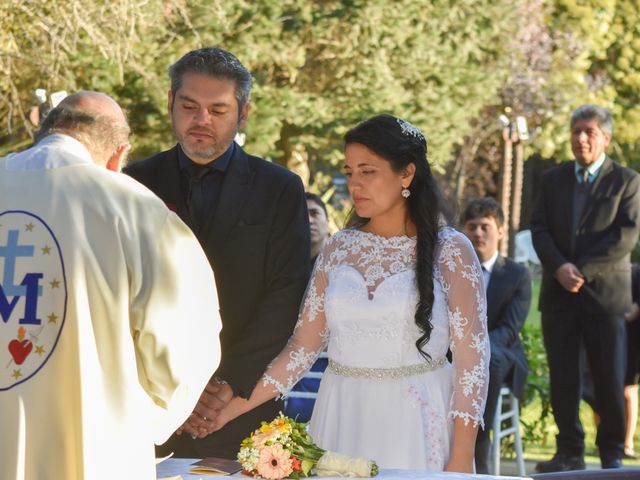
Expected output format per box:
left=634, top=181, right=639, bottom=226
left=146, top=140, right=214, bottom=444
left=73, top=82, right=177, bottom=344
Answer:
left=3, top=0, right=640, bottom=205
left=504, top=0, right=640, bottom=166
left=519, top=275, right=554, bottom=449
left=0, top=0, right=204, bottom=154
left=446, top=0, right=640, bottom=208
left=521, top=317, right=554, bottom=447
left=593, top=0, right=640, bottom=168
left=1, top=0, right=519, bottom=170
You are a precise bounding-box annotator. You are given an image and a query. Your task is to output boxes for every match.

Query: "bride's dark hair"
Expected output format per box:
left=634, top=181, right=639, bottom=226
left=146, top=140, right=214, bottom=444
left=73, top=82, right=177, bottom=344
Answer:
left=344, top=114, right=443, bottom=359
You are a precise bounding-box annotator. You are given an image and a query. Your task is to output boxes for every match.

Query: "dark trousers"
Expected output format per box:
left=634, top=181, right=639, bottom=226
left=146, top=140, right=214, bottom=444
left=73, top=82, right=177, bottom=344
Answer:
left=156, top=398, right=283, bottom=460
left=542, top=310, right=626, bottom=460
left=475, top=349, right=514, bottom=474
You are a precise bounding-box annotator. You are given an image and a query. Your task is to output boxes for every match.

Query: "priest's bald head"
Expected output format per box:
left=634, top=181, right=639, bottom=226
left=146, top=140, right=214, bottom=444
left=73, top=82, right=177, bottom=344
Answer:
left=36, top=90, right=131, bottom=171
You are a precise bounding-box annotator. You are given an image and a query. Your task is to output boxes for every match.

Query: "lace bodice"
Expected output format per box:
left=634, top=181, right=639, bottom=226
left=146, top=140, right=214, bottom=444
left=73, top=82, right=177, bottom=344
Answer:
left=262, top=226, right=489, bottom=427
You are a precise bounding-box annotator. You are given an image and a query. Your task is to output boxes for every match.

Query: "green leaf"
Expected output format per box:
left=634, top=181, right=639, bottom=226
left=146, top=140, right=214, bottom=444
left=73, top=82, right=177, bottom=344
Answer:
left=301, top=459, right=315, bottom=476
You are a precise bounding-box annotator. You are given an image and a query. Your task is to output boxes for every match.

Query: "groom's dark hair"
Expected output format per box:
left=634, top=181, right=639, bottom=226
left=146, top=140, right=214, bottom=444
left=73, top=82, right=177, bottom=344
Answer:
left=168, top=47, right=253, bottom=112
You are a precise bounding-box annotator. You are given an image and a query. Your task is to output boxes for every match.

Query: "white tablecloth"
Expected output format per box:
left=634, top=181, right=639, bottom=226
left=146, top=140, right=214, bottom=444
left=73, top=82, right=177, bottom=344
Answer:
left=156, top=458, right=532, bottom=480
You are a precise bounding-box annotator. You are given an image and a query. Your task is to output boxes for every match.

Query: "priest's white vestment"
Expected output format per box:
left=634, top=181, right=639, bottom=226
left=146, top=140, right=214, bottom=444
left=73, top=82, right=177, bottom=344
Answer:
left=0, top=134, right=222, bottom=480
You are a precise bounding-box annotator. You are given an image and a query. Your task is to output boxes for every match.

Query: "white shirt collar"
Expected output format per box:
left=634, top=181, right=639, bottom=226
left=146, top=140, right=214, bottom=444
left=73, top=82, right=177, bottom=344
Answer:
left=574, top=152, right=606, bottom=179
left=481, top=250, right=499, bottom=274
left=4, top=134, right=93, bottom=171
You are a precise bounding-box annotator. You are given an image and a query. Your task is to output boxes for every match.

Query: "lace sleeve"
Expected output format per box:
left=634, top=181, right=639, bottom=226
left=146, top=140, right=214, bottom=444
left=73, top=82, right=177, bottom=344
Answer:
left=260, top=244, right=331, bottom=397
left=437, top=229, right=489, bottom=428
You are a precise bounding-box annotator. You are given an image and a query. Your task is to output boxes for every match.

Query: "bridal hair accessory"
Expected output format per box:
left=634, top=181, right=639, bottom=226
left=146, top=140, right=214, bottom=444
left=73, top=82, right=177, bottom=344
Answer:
left=396, top=117, right=425, bottom=141
left=401, top=187, right=411, bottom=198
left=237, top=414, right=378, bottom=478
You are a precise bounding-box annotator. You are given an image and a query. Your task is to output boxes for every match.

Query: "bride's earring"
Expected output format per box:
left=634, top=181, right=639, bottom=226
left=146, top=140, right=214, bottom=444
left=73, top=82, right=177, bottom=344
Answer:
left=401, top=187, right=411, bottom=198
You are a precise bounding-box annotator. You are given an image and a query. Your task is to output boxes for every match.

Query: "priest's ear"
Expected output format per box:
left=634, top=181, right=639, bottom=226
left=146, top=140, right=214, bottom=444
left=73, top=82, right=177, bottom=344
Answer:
left=106, top=144, right=131, bottom=172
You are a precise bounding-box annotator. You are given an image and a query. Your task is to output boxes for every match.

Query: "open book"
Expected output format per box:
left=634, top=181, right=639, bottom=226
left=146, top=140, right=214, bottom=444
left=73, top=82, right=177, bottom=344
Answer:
left=189, top=457, right=243, bottom=476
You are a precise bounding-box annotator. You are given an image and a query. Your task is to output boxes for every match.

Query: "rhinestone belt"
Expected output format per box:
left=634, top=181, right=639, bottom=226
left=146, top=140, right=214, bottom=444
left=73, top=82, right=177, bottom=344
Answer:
left=328, top=357, right=447, bottom=380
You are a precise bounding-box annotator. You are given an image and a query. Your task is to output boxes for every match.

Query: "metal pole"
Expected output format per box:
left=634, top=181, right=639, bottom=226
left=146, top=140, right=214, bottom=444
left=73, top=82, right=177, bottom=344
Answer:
left=500, top=126, right=513, bottom=258
left=510, top=140, right=524, bottom=257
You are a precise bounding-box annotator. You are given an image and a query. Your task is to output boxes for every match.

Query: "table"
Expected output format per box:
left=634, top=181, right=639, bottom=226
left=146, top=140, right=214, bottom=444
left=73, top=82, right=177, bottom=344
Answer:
left=156, top=458, right=532, bottom=480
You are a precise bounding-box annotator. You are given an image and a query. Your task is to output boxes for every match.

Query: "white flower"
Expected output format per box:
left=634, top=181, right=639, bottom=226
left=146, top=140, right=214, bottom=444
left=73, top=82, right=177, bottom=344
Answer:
left=315, top=451, right=375, bottom=477
left=237, top=446, right=260, bottom=472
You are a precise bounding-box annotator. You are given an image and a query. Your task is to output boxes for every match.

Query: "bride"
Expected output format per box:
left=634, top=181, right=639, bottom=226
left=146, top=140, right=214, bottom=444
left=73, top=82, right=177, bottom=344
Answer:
left=194, top=114, right=488, bottom=473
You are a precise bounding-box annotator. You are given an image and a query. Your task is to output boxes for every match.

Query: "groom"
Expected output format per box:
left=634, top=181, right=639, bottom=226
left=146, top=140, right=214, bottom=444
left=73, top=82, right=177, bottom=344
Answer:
left=124, top=47, right=310, bottom=459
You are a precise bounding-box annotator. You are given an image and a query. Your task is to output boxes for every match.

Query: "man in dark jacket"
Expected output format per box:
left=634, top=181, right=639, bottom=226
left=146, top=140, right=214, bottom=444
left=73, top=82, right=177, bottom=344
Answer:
left=124, top=47, right=310, bottom=459
left=531, top=104, right=640, bottom=471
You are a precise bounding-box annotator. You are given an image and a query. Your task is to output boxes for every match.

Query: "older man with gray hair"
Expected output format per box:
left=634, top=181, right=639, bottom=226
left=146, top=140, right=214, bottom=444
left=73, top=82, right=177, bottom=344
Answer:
left=0, top=91, right=222, bottom=480
left=532, top=104, right=640, bottom=472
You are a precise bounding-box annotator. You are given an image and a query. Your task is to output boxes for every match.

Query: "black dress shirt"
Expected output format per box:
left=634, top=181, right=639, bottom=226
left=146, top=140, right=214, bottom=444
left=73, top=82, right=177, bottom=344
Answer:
left=178, top=142, right=234, bottom=231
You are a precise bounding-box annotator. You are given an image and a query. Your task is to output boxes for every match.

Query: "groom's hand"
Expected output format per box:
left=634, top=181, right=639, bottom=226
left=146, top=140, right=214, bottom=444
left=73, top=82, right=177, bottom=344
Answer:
left=196, top=380, right=234, bottom=416
left=176, top=412, right=207, bottom=438
left=179, top=379, right=234, bottom=438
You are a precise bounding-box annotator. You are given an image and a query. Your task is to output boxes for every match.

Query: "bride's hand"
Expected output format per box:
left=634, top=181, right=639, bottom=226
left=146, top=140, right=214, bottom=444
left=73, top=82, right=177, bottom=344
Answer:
left=207, top=397, right=251, bottom=434
left=444, top=457, right=474, bottom=473
left=187, top=409, right=229, bottom=437
left=207, top=414, right=228, bottom=434
left=176, top=412, right=210, bottom=439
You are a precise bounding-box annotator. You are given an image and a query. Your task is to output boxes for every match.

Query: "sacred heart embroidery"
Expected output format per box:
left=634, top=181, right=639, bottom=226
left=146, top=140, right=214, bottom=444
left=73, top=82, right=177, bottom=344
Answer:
left=9, top=339, right=33, bottom=365
left=1, top=211, right=67, bottom=391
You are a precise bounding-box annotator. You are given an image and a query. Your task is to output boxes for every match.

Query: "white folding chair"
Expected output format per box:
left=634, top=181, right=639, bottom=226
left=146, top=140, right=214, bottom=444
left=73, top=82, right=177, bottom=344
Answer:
left=514, top=229, right=541, bottom=266
left=491, top=386, right=526, bottom=476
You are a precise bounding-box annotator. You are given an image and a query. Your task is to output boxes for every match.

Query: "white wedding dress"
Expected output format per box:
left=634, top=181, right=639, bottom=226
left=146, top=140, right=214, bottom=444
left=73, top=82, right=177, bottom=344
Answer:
left=262, top=227, right=489, bottom=470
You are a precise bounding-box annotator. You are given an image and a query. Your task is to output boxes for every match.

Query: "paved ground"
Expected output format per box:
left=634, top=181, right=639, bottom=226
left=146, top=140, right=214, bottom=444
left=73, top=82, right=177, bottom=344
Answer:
left=495, top=457, right=638, bottom=477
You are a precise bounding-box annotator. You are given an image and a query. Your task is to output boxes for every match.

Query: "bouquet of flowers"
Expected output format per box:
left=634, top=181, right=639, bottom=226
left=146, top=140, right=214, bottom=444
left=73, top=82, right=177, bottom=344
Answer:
left=237, top=414, right=378, bottom=479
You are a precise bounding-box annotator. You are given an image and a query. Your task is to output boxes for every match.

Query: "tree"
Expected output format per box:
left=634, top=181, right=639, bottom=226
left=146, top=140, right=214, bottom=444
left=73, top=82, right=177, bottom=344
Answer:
left=0, top=0, right=207, bottom=155
left=2, top=0, right=519, bottom=176
left=444, top=0, right=640, bottom=206
left=592, top=0, right=640, bottom=168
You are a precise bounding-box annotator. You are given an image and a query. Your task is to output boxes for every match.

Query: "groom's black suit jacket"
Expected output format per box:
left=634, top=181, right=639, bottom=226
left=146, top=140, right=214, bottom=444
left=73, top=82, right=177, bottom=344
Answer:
left=124, top=144, right=310, bottom=457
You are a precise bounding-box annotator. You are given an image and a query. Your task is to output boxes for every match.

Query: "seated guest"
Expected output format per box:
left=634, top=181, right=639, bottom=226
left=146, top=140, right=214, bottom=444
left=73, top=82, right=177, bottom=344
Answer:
left=461, top=197, right=532, bottom=474
left=285, top=192, right=331, bottom=421
left=307, top=192, right=331, bottom=269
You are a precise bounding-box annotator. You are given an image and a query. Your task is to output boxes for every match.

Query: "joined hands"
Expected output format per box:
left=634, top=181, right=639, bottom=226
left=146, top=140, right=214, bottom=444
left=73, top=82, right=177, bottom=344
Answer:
left=177, top=378, right=233, bottom=439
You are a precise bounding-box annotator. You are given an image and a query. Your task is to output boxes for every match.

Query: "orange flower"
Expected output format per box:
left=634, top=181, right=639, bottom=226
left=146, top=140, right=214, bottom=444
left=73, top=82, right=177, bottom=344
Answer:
left=291, top=456, right=301, bottom=471
left=256, top=444, right=293, bottom=479
left=251, top=429, right=279, bottom=448
left=259, top=417, right=292, bottom=436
